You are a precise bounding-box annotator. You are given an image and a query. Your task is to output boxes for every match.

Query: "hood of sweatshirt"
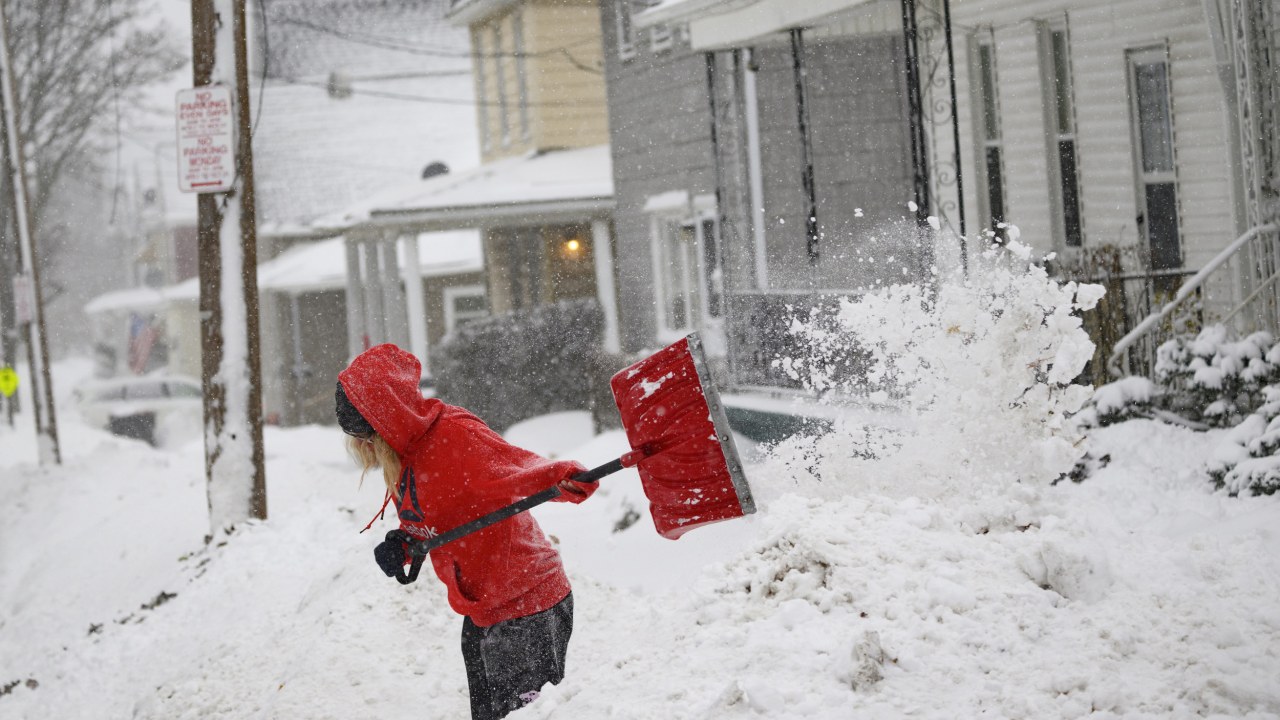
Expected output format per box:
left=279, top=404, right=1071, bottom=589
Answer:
left=337, top=344, right=443, bottom=455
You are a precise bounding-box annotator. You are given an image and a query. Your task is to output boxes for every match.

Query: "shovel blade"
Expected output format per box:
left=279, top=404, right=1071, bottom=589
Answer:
left=610, top=333, right=755, bottom=539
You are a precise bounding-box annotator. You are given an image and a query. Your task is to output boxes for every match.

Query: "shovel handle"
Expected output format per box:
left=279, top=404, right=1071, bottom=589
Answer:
left=394, top=456, right=631, bottom=585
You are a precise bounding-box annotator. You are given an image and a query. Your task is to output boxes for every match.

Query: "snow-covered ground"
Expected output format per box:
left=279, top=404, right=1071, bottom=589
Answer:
left=2, top=359, right=1278, bottom=719
left=3, top=249, right=1279, bottom=719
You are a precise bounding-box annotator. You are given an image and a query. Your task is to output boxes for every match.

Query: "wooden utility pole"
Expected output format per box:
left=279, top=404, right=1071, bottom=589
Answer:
left=0, top=0, right=59, bottom=464
left=190, top=0, right=267, bottom=531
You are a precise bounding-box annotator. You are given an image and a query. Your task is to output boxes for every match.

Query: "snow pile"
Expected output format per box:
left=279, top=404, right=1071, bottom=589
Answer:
left=524, top=418, right=1280, bottom=719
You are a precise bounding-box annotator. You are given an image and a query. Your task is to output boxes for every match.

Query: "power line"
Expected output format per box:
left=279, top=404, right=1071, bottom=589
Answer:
left=272, top=15, right=600, bottom=62
left=277, top=75, right=605, bottom=109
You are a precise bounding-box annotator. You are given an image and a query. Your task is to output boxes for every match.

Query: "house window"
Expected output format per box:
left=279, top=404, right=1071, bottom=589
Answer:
left=615, top=0, right=636, bottom=60
left=649, top=198, right=722, bottom=340
left=658, top=220, right=699, bottom=334
left=512, top=9, right=531, bottom=140
left=1044, top=25, right=1083, bottom=247
left=650, top=23, right=673, bottom=53
left=474, top=32, right=491, bottom=150
left=1127, top=47, right=1181, bottom=270
left=443, top=285, right=488, bottom=333
left=974, top=39, right=1006, bottom=235
left=492, top=24, right=510, bottom=146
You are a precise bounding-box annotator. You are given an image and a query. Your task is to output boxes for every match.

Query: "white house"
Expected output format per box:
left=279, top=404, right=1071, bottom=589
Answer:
left=645, top=0, right=1279, bottom=376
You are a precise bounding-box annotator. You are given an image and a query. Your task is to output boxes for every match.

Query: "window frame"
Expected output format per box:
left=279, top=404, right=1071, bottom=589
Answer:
left=473, top=30, right=491, bottom=151
left=1126, top=45, right=1182, bottom=271
left=970, top=33, right=1007, bottom=236
left=492, top=22, right=511, bottom=147
left=1040, top=20, right=1084, bottom=249
left=615, top=0, right=636, bottom=60
left=647, top=194, right=721, bottom=342
left=650, top=22, right=673, bottom=53
left=443, top=284, right=489, bottom=333
left=512, top=8, right=531, bottom=140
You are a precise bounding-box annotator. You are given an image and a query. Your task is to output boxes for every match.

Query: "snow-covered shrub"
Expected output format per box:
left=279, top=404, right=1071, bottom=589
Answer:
left=1154, top=328, right=1277, bottom=426
left=1207, top=385, right=1280, bottom=496
left=432, top=299, right=602, bottom=431
left=770, top=238, right=1101, bottom=505
left=1075, top=376, right=1156, bottom=428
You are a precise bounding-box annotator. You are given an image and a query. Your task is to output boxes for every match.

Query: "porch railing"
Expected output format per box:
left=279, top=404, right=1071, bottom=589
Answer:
left=1107, top=222, right=1280, bottom=378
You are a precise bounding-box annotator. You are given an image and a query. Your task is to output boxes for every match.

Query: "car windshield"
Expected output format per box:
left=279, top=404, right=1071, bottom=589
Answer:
left=91, top=386, right=127, bottom=402
left=166, top=382, right=202, bottom=398
left=125, top=383, right=165, bottom=400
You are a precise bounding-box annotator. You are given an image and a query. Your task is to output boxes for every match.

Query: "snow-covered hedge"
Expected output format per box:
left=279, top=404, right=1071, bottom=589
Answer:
left=1155, top=327, right=1278, bottom=426
left=1206, top=386, right=1280, bottom=496
left=431, top=299, right=603, bottom=431
left=1073, top=376, right=1156, bottom=428
left=1082, top=327, right=1280, bottom=496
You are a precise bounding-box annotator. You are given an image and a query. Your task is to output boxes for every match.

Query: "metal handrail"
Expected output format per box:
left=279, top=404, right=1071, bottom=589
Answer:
left=1107, top=222, right=1279, bottom=377
left=1222, top=268, right=1280, bottom=325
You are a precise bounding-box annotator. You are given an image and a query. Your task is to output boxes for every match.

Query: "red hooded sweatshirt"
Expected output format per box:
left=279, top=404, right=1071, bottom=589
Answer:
left=339, top=344, right=593, bottom=627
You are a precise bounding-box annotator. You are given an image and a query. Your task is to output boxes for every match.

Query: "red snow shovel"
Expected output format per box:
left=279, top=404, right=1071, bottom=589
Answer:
left=394, top=332, right=755, bottom=584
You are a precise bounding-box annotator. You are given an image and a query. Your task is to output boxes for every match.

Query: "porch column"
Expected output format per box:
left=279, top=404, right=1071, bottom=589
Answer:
left=591, top=219, right=621, bottom=354
left=286, top=292, right=306, bottom=425
left=343, top=235, right=366, bottom=357
left=400, top=231, right=430, bottom=375
left=378, top=231, right=409, bottom=348
left=362, top=238, right=386, bottom=344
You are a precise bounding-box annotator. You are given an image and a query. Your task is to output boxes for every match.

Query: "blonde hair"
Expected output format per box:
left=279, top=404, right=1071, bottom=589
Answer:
left=347, top=433, right=404, bottom=498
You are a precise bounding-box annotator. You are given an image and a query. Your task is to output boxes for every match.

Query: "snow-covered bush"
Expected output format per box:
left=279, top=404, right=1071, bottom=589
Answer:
left=432, top=299, right=602, bottom=431
left=1154, top=327, right=1278, bottom=426
left=1074, top=376, right=1156, bottom=428
left=1206, top=385, right=1280, bottom=496
left=770, top=238, right=1101, bottom=507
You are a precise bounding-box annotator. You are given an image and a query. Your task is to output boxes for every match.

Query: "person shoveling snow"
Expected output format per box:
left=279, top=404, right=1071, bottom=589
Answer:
left=337, top=343, right=598, bottom=720
left=337, top=339, right=756, bottom=719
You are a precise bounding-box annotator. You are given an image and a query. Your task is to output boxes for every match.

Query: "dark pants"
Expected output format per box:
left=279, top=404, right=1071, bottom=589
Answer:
left=461, top=593, right=574, bottom=720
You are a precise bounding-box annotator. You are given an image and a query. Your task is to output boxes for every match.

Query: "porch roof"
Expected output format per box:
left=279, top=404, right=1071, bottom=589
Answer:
left=160, top=230, right=484, bottom=302
left=445, top=0, right=521, bottom=26
left=639, top=0, right=878, bottom=49
left=259, top=231, right=484, bottom=295
left=321, top=144, right=614, bottom=234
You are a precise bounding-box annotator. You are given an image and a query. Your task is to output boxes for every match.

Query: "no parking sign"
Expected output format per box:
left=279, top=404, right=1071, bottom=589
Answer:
left=176, top=85, right=235, bottom=193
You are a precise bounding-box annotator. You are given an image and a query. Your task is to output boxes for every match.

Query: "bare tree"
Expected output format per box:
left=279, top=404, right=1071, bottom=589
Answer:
left=0, top=0, right=182, bottom=366
left=5, top=0, right=183, bottom=228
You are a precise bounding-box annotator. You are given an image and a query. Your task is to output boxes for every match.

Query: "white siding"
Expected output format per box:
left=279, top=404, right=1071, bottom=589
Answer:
left=947, top=0, right=1234, bottom=268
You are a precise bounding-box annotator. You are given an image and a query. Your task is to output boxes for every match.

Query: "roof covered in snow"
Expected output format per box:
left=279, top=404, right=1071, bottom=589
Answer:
left=255, top=231, right=484, bottom=295
left=639, top=0, right=879, bottom=48
left=83, top=287, right=168, bottom=316
left=325, top=145, right=614, bottom=232
left=445, top=0, right=521, bottom=26
left=95, top=230, right=483, bottom=308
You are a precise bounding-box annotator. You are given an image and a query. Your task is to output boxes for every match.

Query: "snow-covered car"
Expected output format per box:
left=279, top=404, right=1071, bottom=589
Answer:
left=75, top=375, right=203, bottom=445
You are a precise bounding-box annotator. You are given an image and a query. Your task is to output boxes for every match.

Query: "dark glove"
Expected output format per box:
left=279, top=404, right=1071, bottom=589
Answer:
left=374, top=529, right=411, bottom=577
